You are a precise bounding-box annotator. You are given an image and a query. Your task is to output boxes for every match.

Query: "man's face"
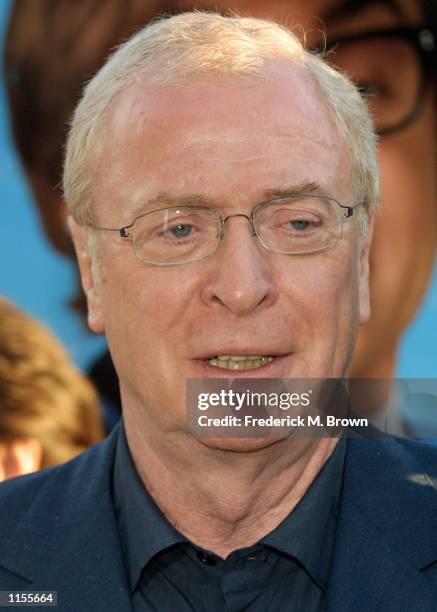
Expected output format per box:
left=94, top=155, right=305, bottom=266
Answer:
left=177, top=0, right=436, bottom=378
left=74, top=63, right=371, bottom=438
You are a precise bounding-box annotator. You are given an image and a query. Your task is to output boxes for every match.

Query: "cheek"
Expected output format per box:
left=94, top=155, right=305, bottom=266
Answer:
left=370, top=106, right=437, bottom=329
left=378, top=147, right=435, bottom=250
left=98, top=256, right=202, bottom=368
left=315, top=257, right=360, bottom=333
left=278, top=251, right=360, bottom=354
left=378, top=96, right=437, bottom=256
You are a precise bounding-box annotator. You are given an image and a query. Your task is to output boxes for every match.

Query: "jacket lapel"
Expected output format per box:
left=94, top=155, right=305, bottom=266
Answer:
left=0, top=425, right=132, bottom=611
left=327, top=437, right=437, bottom=612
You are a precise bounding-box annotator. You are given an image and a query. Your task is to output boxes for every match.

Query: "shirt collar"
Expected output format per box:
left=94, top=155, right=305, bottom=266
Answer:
left=113, top=420, right=346, bottom=592
left=260, top=436, right=346, bottom=589
left=113, top=421, right=187, bottom=592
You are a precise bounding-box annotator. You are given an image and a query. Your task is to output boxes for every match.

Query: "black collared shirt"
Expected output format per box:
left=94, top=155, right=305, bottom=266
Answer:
left=113, top=423, right=346, bottom=611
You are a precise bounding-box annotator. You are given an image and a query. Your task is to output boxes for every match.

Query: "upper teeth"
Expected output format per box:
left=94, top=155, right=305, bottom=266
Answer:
left=207, top=355, right=274, bottom=370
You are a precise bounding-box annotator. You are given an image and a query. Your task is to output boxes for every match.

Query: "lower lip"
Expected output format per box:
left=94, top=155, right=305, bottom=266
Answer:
left=192, top=355, right=291, bottom=378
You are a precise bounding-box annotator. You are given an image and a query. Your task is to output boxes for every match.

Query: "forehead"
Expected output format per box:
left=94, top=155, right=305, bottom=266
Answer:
left=94, top=64, right=351, bottom=219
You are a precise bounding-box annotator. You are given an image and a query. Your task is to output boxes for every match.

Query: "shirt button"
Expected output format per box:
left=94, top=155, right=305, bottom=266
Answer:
left=196, top=551, right=217, bottom=565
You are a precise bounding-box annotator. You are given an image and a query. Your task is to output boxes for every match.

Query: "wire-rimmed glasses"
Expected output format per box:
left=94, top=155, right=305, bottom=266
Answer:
left=86, top=195, right=361, bottom=266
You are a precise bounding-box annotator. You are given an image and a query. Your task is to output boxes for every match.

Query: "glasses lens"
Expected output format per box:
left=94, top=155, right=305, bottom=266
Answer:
left=131, top=206, right=221, bottom=265
left=328, top=36, right=421, bottom=133
left=254, top=196, right=343, bottom=254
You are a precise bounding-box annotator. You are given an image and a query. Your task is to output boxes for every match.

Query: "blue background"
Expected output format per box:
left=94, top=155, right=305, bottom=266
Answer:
left=0, top=0, right=435, bottom=374
left=0, top=0, right=106, bottom=370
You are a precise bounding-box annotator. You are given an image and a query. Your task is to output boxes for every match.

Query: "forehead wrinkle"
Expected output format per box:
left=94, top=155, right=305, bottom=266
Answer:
left=103, top=138, right=347, bottom=218
left=168, top=134, right=339, bottom=153
left=97, top=133, right=346, bottom=218
left=194, top=149, right=339, bottom=164
left=157, top=129, right=343, bottom=168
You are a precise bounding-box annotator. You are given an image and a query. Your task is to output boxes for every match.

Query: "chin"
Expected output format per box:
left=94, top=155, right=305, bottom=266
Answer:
left=196, top=434, right=289, bottom=453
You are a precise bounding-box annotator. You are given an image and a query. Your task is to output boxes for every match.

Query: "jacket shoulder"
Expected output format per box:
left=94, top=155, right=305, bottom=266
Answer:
left=364, top=435, right=437, bottom=475
left=394, top=436, right=437, bottom=478
left=0, top=428, right=119, bottom=540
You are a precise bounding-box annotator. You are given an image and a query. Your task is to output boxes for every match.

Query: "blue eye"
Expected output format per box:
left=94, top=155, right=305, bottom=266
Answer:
left=170, top=224, right=193, bottom=238
left=289, top=220, right=311, bottom=231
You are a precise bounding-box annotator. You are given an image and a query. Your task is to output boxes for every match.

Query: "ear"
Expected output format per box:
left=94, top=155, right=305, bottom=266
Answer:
left=68, top=216, right=105, bottom=333
left=0, top=438, right=42, bottom=482
left=358, top=216, right=374, bottom=325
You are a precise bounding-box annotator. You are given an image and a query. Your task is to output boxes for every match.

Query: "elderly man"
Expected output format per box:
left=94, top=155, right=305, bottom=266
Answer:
left=0, top=12, right=436, bottom=612
left=4, top=1, right=437, bottom=428
left=5, top=0, right=437, bottom=437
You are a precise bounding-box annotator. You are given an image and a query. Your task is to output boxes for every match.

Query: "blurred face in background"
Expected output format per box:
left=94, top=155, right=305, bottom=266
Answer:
left=177, top=0, right=437, bottom=380
left=6, top=0, right=436, bottom=384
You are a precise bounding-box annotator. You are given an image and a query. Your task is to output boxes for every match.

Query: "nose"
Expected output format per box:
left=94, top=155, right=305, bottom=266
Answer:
left=200, top=214, right=278, bottom=316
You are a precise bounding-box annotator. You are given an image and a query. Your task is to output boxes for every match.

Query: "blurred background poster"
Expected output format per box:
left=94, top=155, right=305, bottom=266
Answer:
left=0, top=0, right=436, bottom=376
left=0, top=0, right=106, bottom=371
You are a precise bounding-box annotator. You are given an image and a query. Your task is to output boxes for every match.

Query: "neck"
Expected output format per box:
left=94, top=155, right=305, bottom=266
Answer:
left=124, top=409, right=338, bottom=558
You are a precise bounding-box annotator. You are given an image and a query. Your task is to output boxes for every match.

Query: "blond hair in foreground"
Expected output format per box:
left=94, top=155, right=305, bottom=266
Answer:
left=0, top=298, right=104, bottom=468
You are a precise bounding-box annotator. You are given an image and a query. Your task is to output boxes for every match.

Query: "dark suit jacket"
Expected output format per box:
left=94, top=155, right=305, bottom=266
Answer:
left=1, top=425, right=437, bottom=611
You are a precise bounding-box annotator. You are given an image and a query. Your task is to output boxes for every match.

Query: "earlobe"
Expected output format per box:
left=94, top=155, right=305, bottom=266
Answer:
left=358, top=217, right=374, bottom=325
left=68, top=216, right=105, bottom=333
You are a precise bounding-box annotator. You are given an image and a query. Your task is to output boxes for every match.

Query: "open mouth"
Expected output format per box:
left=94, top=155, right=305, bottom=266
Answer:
left=205, top=355, right=274, bottom=370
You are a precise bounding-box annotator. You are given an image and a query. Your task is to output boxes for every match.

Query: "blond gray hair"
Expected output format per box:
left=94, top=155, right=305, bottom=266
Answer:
left=63, top=11, right=379, bottom=234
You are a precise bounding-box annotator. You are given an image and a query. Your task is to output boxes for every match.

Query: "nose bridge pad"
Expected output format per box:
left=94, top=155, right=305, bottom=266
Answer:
left=223, top=213, right=257, bottom=238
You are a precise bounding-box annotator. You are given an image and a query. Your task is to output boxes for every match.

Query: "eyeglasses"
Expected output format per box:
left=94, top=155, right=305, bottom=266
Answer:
left=87, top=195, right=360, bottom=266
left=316, top=25, right=437, bottom=136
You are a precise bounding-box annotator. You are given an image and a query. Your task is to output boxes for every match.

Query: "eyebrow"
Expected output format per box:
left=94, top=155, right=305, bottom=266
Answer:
left=321, top=0, right=406, bottom=24
left=129, top=194, right=209, bottom=218
left=129, top=182, right=325, bottom=217
left=262, top=182, right=326, bottom=200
